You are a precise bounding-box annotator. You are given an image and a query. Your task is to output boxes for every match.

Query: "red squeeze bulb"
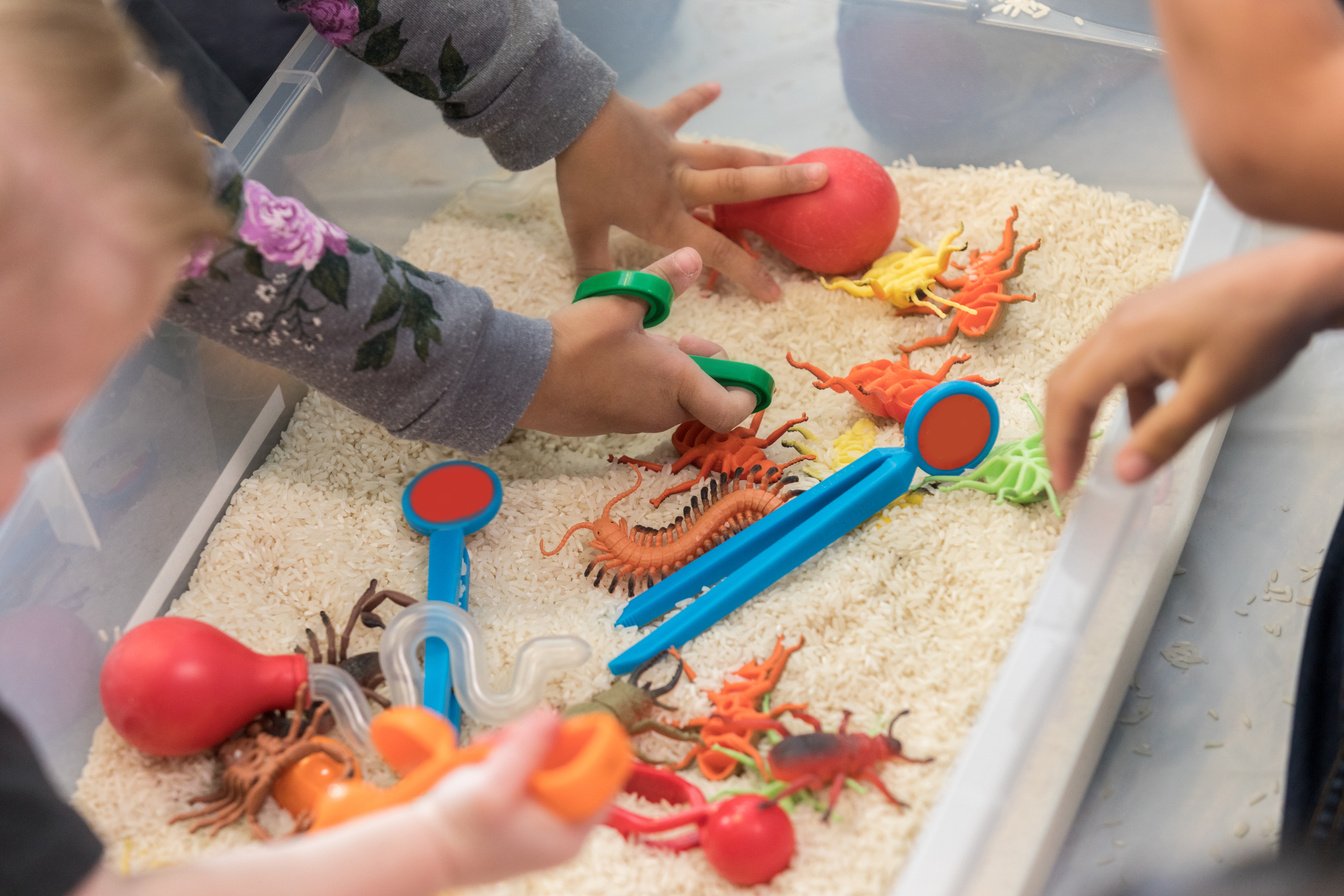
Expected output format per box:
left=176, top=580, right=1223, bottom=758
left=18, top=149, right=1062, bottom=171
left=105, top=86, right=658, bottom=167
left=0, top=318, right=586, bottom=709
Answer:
left=713, top=147, right=899, bottom=275
left=100, top=616, right=308, bottom=756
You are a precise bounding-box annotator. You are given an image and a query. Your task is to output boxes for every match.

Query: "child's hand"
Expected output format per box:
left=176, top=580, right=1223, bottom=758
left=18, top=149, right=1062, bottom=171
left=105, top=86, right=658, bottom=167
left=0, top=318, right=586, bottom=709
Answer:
left=417, top=709, right=602, bottom=887
left=556, top=85, right=829, bottom=303
left=519, top=247, right=758, bottom=437
left=1045, top=234, right=1344, bottom=494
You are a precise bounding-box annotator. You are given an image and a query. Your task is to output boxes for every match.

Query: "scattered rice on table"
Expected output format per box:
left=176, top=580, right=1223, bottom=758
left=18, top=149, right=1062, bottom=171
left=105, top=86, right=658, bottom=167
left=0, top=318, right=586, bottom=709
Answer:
left=72, top=159, right=1188, bottom=895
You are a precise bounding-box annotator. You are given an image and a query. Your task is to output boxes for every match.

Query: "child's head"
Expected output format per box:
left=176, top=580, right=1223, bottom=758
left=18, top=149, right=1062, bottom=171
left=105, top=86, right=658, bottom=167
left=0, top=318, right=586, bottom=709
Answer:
left=0, top=0, right=225, bottom=511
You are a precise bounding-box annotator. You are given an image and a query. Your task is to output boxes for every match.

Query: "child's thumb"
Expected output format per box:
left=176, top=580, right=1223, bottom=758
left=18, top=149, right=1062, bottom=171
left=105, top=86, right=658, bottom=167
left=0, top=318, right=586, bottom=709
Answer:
left=479, top=708, right=563, bottom=800
left=677, top=361, right=757, bottom=433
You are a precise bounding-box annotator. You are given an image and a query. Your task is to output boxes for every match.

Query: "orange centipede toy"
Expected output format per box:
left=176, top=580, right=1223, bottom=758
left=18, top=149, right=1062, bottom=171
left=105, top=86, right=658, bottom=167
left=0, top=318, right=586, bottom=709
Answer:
left=540, top=467, right=801, bottom=598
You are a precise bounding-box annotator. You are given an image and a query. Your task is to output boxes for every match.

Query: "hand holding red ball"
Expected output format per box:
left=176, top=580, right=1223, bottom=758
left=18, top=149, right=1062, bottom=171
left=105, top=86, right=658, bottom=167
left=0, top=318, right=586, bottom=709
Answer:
left=714, top=147, right=900, bottom=275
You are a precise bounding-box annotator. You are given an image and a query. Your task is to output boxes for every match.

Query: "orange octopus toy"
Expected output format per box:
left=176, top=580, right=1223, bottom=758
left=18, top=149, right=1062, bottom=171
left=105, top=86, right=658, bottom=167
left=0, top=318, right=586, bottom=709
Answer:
left=898, top=206, right=1042, bottom=353
left=672, top=636, right=818, bottom=781
left=786, top=351, right=999, bottom=423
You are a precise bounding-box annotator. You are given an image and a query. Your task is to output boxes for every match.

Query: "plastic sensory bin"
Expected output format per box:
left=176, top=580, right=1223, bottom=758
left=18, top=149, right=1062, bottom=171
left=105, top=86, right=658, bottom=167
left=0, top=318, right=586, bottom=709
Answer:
left=0, top=3, right=1259, bottom=895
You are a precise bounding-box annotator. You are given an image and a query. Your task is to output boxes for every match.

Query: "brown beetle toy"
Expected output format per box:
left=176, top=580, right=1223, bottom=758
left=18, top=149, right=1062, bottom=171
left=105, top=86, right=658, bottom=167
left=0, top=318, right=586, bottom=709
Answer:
left=763, top=709, right=932, bottom=821
left=563, top=652, right=700, bottom=762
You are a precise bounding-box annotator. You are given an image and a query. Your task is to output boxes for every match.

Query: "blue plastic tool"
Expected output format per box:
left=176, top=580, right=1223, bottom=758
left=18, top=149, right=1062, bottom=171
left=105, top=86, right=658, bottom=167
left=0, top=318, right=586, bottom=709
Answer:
left=402, top=461, right=503, bottom=727
left=608, top=381, right=1000, bottom=675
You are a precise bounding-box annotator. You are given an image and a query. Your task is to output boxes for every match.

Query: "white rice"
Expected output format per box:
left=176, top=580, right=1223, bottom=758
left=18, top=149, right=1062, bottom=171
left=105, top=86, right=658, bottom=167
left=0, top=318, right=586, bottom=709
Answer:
left=72, top=160, right=1188, bottom=894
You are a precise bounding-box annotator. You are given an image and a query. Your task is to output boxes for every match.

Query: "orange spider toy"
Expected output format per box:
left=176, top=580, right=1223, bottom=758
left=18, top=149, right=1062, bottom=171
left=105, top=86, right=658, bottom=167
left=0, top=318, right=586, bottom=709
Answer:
left=898, top=206, right=1042, bottom=353
left=613, top=411, right=814, bottom=508
left=786, top=351, right=999, bottom=423
left=672, top=636, right=818, bottom=781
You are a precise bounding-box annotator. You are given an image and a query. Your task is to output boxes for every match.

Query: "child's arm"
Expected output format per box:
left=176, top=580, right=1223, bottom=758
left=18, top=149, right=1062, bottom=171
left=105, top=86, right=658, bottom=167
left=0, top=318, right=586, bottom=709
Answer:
left=1044, top=232, right=1344, bottom=493
left=72, top=710, right=599, bottom=896
left=280, top=0, right=614, bottom=173
left=167, top=143, right=755, bottom=452
left=1152, top=0, right=1344, bottom=230
left=278, top=0, right=827, bottom=300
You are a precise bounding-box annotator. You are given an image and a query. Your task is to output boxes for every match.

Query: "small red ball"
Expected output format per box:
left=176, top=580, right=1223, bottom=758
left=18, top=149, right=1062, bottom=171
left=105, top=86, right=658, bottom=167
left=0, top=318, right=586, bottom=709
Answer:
left=699, top=795, right=796, bottom=886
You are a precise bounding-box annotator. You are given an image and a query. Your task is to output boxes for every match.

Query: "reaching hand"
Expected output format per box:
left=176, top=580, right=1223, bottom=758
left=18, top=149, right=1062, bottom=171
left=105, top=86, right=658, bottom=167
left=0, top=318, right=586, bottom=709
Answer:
left=1045, top=233, right=1344, bottom=494
left=417, top=709, right=601, bottom=888
left=519, top=247, right=759, bottom=437
left=555, top=84, right=829, bottom=302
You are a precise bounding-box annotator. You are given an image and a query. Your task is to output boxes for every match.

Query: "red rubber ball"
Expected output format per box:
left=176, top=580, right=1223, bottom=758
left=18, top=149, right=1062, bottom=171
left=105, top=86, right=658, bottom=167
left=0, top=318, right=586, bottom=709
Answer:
left=713, top=146, right=900, bottom=275
left=699, top=795, right=796, bottom=886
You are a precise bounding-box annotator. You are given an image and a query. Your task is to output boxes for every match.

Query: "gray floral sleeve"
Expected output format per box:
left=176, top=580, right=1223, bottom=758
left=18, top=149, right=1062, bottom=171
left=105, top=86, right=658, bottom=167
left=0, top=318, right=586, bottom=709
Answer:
left=167, top=144, right=552, bottom=454
left=280, top=0, right=617, bottom=170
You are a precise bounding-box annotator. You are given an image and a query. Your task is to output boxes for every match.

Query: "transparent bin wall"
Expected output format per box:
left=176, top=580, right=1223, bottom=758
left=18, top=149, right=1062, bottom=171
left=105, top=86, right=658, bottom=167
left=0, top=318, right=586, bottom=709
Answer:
left=0, top=330, right=300, bottom=791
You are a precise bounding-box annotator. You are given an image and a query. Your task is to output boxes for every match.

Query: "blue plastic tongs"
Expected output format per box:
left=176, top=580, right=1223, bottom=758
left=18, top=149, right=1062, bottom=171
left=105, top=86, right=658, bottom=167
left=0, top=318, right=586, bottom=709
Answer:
left=607, top=381, right=1001, bottom=675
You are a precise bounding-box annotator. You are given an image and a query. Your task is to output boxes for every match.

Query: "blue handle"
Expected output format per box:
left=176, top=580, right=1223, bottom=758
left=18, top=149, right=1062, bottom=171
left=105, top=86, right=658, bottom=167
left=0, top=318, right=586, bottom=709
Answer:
left=609, top=452, right=917, bottom=674
left=425, top=527, right=465, bottom=724
left=615, top=447, right=897, bottom=628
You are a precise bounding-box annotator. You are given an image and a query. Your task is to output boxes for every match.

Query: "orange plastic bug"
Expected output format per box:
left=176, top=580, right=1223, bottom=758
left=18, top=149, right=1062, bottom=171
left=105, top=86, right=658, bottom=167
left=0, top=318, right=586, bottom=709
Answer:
left=785, top=351, right=999, bottom=423
left=897, top=206, right=1042, bottom=353
left=613, top=411, right=814, bottom=508
left=672, top=636, right=818, bottom=781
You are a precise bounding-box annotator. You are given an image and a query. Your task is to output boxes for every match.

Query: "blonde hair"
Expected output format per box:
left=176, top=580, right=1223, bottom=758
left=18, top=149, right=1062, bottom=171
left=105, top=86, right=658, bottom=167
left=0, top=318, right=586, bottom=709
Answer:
left=0, top=0, right=228, bottom=252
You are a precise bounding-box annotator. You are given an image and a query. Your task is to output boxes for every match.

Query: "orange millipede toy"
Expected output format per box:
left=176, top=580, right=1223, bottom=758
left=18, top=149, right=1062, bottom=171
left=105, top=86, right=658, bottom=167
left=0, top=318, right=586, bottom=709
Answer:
left=539, top=467, right=801, bottom=598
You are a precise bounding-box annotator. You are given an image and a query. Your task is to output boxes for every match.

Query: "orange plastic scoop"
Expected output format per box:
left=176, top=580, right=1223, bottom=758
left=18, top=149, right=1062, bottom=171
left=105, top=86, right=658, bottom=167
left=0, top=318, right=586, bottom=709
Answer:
left=272, top=735, right=362, bottom=819
left=308, top=707, right=632, bottom=829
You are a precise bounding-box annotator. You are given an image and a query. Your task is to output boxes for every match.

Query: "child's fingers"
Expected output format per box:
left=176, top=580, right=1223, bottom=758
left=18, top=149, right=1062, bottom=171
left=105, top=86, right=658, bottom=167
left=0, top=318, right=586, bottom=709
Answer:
left=567, top=221, right=614, bottom=284
left=1045, top=357, right=1118, bottom=494
left=676, top=333, right=727, bottom=359
left=572, top=249, right=703, bottom=332
left=641, top=247, right=703, bottom=298
left=477, top=709, right=563, bottom=802
left=1119, top=361, right=1231, bottom=482
left=667, top=215, right=780, bottom=302
left=676, top=359, right=757, bottom=432
left=1124, top=381, right=1160, bottom=428
left=654, top=81, right=722, bottom=132
left=677, top=161, right=828, bottom=207
left=680, top=139, right=789, bottom=171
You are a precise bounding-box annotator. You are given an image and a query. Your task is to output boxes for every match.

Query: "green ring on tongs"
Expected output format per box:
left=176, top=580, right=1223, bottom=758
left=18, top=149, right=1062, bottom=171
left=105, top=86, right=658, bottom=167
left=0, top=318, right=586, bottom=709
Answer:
left=573, top=270, right=775, bottom=413
left=573, top=270, right=673, bottom=328
left=691, top=356, right=774, bottom=414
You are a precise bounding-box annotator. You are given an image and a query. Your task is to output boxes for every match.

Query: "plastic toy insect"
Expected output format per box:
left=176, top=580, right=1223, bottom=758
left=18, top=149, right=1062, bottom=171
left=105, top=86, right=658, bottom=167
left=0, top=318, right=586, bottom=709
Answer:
left=613, top=411, right=813, bottom=508
left=782, top=417, right=880, bottom=481
left=921, top=393, right=1061, bottom=515
left=171, top=684, right=356, bottom=839
left=898, top=206, right=1042, bottom=353
left=782, top=419, right=923, bottom=518
left=821, top=224, right=970, bottom=315
left=606, top=762, right=796, bottom=886
left=300, top=578, right=419, bottom=707
left=563, top=653, right=700, bottom=761
left=672, top=636, right=818, bottom=780
left=761, top=709, right=931, bottom=822
left=787, top=351, right=999, bottom=423
left=540, top=467, right=800, bottom=598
